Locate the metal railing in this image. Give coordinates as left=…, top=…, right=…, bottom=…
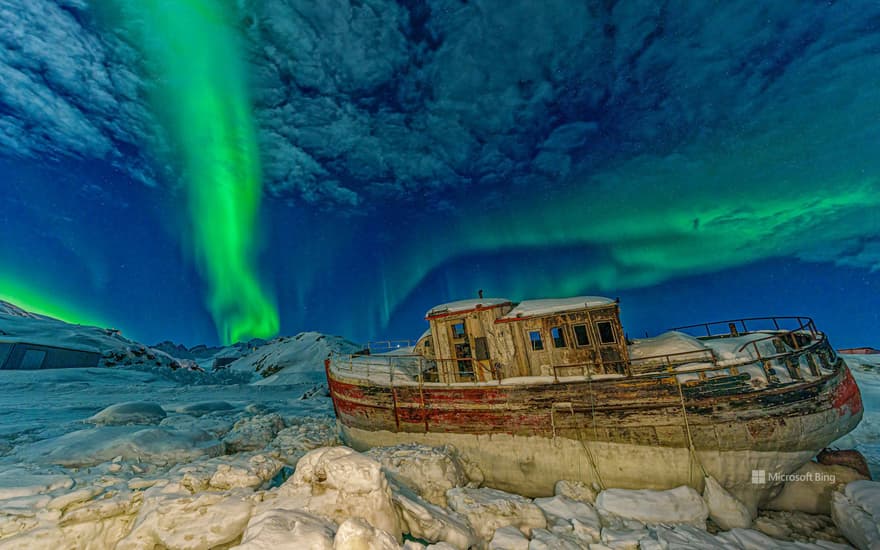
left=330, top=316, right=835, bottom=387
left=669, top=316, right=817, bottom=339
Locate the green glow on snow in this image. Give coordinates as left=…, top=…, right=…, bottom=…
left=105, top=0, right=278, bottom=344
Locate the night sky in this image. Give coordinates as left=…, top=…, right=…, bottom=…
left=1, top=0, right=880, bottom=347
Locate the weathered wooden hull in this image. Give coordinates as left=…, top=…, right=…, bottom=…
left=326, top=360, right=863, bottom=509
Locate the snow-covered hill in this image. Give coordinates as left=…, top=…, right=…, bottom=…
left=227, top=332, right=362, bottom=385
left=0, top=299, right=53, bottom=321
left=0, top=301, right=188, bottom=371
left=0, top=300, right=362, bottom=386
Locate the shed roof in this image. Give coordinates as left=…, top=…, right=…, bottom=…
left=499, top=296, right=615, bottom=321
left=426, top=298, right=511, bottom=319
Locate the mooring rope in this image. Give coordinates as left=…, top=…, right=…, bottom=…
left=676, top=377, right=709, bottom=485
left=579, top=372, right=606, bottom=490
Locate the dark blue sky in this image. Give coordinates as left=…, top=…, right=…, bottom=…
left=1, top=1, right=880, bottom=348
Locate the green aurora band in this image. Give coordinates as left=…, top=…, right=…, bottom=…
left=105, top=1, right=278, bottom=344
left=353, top=55, right=880, bottom=330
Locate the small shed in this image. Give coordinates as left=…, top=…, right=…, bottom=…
left=0, top=341, right=102, bottom=370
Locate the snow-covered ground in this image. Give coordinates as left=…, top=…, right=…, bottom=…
left=0, top=305, right=879, bottom=549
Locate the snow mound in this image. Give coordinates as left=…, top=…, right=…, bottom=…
left=20, top=426, right=224, bottom=467
left=0, top=469, right=73, bottom=500
left=387, top=477, right=477, bottom=549
left=831, top=480, right=880, bottom=550
left=553, top=479, right=597, bottom=503
left=334, top=517, right=400, bottom=550
left=488, top=525, right=529, bottom=549
left=269, top=417, right=341, bottom=463
left=596, top=485, right=709, bottom=528
left=628, top=331, right=708, bottom=359
left=233, top=508, right=335, bottom=550
left=366, top=444, right=476, bottom=507
left=446, top=487, right=546, bottom=542
left=174, top=453, right=284, bottom=492
left=118, top=485, right=253, bottom=550
left=766, top=461, right=869, bottom=515
left=86, top=401, right=167, bottom=426
left=278, top=446, right=401, bottom=540
left=223, top=414, right=286, bottom=453
left=703, top=475, right=752, bottom=530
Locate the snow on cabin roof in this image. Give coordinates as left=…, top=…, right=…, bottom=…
left=426, top=298, right=511, bottom=318
left=500, top=296, right=615, bottom=321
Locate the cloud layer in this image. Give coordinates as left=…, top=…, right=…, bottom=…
left=2, top=0, right=880, bottom=341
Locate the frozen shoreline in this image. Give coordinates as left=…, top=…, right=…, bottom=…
left=0, top=359, right=875, bottom=549
left=0, top=305, right=878, bottom=548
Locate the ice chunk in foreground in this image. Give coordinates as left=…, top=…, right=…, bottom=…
left=334, top=517, right=400, bottom=550
left=488, top=525, right=529, bottom=549
left=118, top=485, right=253, bottom=550
left=223, top=413, right=286, bottom=453
left=0, top=469, right=73, bottom=500
left=766, top=461, right=868, bottom=515
left=595, top=485, right=708, bottom=528
left=703, top=476, right=752, bottom=530
left=86, top=402, right=167, bottom=426
left=553, top=479, right=597, bottom=503
left=232, top=508, right=335, bottom=550
left=387, top=477, right=477, bottom=549
left=366, top=444, right=475, bottom=507
left=831, top=480, right=880, bottom=550
left=278, top=446, right=401, bottom=540
left=446, top=487, right=546, bottom=542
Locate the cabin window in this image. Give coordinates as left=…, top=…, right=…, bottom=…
left=474, top=337, right=490, bottom=360
left=573, top=324, right=590, bottom=347
left=451, top=322, right=466, bottom=339
left=596, top=321, right=616, bottom=344
left=528, top=330, right=544, bottom=351
left=550, top=326, right=566, bottom=348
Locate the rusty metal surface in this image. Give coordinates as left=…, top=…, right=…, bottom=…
left=326, top=316, right=864, bottom=457
left=327, top=358, right=863, bottom=453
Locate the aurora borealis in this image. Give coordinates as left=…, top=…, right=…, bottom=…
left=100, top=0, right=278, bottom=345
left=1, top=1, right=880, bottom=346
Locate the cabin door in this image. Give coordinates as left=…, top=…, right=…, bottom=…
left=449, top=320, right=475, bottom=381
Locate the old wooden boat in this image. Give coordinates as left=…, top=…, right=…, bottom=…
left=325, top=296, right=863, bottom=509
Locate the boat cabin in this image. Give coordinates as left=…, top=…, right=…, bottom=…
left=419, top=296, right=628, bottom=383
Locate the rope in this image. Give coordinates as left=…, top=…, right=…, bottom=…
left=676, top=377, right=709, bottom=485
left=576, top=372, right=606, bottom=490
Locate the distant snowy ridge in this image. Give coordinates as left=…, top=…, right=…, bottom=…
left=0, top=300, right=361, bottom=386
left=227, top=332, right=362, bottom=385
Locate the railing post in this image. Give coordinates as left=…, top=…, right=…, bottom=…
left=773, top=318, right=780, bottom=330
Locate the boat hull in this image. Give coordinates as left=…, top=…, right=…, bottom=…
left=328, top=361, right=863, bottom=510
